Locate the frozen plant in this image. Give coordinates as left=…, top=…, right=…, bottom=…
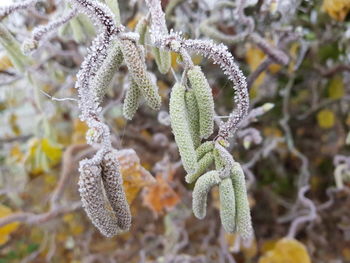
left=0, top=0, right=256, bottom=240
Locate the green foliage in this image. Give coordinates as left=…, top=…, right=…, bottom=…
left=0, top=23, right=31, bottom=72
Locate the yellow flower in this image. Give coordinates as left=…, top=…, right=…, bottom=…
left=322, top=0, right=350, bottom=21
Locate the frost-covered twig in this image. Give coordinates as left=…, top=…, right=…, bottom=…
left=287, top=186, right=317, bottom=238
left=22, top=8, right=78, bottom=54
left=146, top=0, right=249, bottom=142
left=0, top=202, right=82, bottom=228
left=0, top=0, right=39, bottom=19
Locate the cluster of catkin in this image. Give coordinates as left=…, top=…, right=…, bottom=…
left=169, top=67, right=253, bottom=240
left=0, top=0, right=253, bottom=239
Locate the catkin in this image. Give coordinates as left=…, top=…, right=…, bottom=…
left=123, top=79, right=141, bottom=120
left=192, top=170, right=221, bottom=219
left=231, top=162, right=253, bottom=240
left=185, top=89, right=201, bottom=148
left=187, top=66, right=214, bottom=139
left=219, top=177, right=236, bottom=232
left=196, top=141, right=214, bottom=160
left=213, top=148, right=225, bottom=170
left=169, top=83, right=198, bottom=174
left=101, top=150, right=131, bottom=231
left=78, top=159, right=124, bottom=237
left=135, top=17, right=148, bottom=45
left=152, top=46, right=171, bottom=74
left=91, top=40, right=123, bottom=103
left=120, top=39, right=161, bottom=110
left=185, top=151, right=214, bottom=184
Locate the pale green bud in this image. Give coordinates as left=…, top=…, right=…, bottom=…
left=262, top=102, right=274, bottom=112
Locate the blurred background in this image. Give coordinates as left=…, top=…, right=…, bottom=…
left=0, top=0, right=349, bottom=262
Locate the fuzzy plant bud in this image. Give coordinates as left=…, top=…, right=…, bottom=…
left=185, top=151, right=214, bottom=184
left=231, top=162, right=253, bottom=240
left=196, top=141, right=214, bottom=160
left=185, top=89, right=201, bottom=148
left=219, top=177, right=236, bottom=233
left=101, top=150, right=131, bottom=231
left=123, top=78, right=141, bottom=120
left=91, top=40, right=124, bottom=104
left=263, top=102, right=274, bottom=112
left=120, top=38, right=161, bottom=110
left=187, top=66, right=214, bottom=139
left=169, top=83, right=198, bottom=174
left=192, top=170, right=221, bottom=219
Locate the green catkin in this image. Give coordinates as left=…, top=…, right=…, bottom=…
left=196, top=141, right=214, bottom=160
left=120, top=39, right=161, bottom=110
left=187, top=66, right=214, bottom=139
left=219, top=177, right=236, bottom=232
left=185, top=151, right=214, bottom=184
left=169, top=83, right=198, bottom=174
left=152, top=46, right=171, bottom=74
left=123, top=79, right=141, bottom=120
left=135, top=17, right=148, bottom=45
left=231, top=162, right=253, bottom=240
left=91, top=40, right=123, bottom=103
left=192, top=170, right=221, bottom=219
left=185, top=89, right=201, bottom=148
left=213, top=148, right=225, bottom=170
